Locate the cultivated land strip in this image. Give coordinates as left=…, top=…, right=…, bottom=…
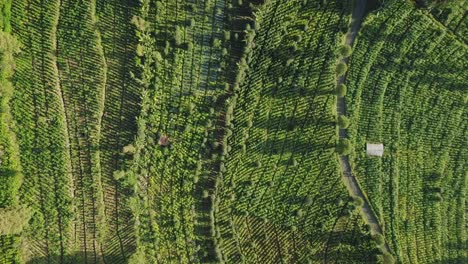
left=96, top=1, right=139, bottom=263
left=56, top=0, right=107, bottom=261
left=10, top=0, right=74, bottom=262
left=335, top=0, right=393, bottom=255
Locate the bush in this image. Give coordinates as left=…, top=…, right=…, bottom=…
left=336, top=84, right=347, bottom=97
left=336, top=139, right=353, bottom=155
left=335, top=62, right=348, bottom=76
left=371, top=233, right=385, bottom=246
left=337, top=115, right=350, bottom=128
left=339, top=44, right=352, bottom=57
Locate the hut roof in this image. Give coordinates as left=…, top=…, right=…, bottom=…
left=366, top=143, right=384, bottom=156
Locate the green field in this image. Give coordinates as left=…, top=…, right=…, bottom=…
left=0, top=0, right=465, bottom=263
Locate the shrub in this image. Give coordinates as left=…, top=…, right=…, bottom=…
left=335, top=62, right=348, bottom=76
left=339, top=44, right=352, bottom=57
left=336, top=84, right=347, bottom=97
left=337, top=115, right=350, bottom=128
left=336, top=139, right=353, bottom=155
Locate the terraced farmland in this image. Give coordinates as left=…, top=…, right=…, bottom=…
left=0, top=0, right=465, bottom=263
left=346, top=0, right=467, bottom=263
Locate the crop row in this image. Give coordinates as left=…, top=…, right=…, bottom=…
left=0, top=1, right=23, bottom=262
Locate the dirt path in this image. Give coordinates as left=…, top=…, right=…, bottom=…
left=336, top=0, right=393, bottom=254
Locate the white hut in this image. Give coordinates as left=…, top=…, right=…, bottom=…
left=366, top=143, right=384, bottom=157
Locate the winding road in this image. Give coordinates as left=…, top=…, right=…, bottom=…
left=336, top=0, right=393, bottom=254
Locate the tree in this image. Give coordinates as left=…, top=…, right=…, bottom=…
left=174, top=26, right=183, bottom=46
left=336, top=84, right=347, bottom=97
left=337, top=115, right=350, bottom=128
left=371, top=233, right=385, bottom=246
left=382, top=253, right=395, bottom=264
left=336, top=139, right=353, bottom=155
left=336, top=62, right=348, bottom=76
left=353, top=196, right=364, bottom=207
left=128, top=250, right=147, bottom=264
left=113, top=170, right=126, bottom=181
left=0, top=206, right=32, bottom=235
left=123, top=144, right=136, bottom=154
left=339, top=44, right=352, bottom=57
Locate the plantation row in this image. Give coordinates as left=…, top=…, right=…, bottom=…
left=0, top=0, right=23, bottom=262
left=10, top=0, right=140, bottom=262
left=346, top=0, right=467, bottom=263
left=11, top=0, right=75, bottom=261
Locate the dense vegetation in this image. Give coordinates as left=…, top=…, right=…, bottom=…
left=0, top=0, right=465, bottom=263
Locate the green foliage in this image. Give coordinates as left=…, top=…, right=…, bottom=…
left=353, top=196, right=364, bottom=207
left=336, top=139, right=353, bottom=155
left=371, top=233, right=385, bottom=246
left=337, top=115, right=350, bottom=128
left=335, top=62, right=348, bottom=76
left=339, top=44, right=352, bottom=57
left=336, top=84, right=347, bottom=97
left=382, top=253, right=395, bottom=264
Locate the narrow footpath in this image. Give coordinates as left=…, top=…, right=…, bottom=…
left=336, top=0, right=393, bottom=254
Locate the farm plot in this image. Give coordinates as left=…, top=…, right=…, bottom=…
left=127, top=0, right=236, bottom=262
left=346, top=0, right=467, bottom=263
left=55, top=0, right=109, bottom=262
left=95, top=1, right=140, bottom=263
left=214, top=0, right=377, bottom=263
left=10, top=0, right=74, bottom=262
